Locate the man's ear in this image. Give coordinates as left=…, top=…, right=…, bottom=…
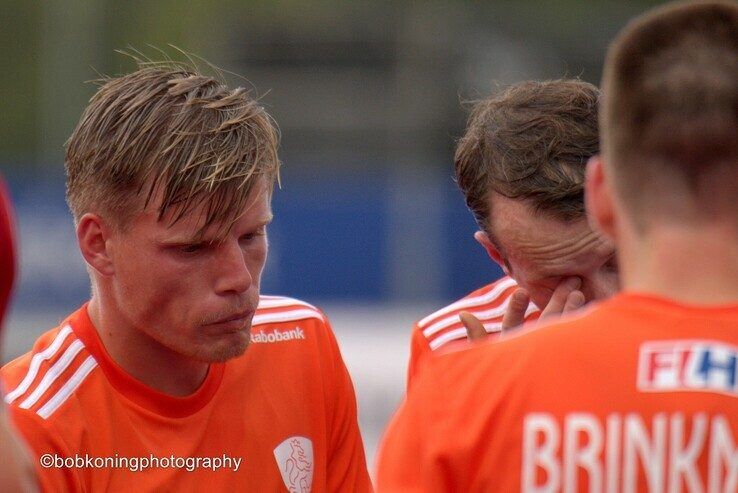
left=77, top=213, right=115, bottom=276
left=474, top=230, right=510, bottom=275
left=585, top=155, right=616, bottom=242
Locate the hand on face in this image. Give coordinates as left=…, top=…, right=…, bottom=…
left=461, top=277, right=585, bottom=342
left=537, top=276, right=586, bottom=321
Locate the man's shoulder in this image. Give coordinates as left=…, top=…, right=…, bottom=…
left=427, top=298, right=624, bottom=387
left=250, top=295, right=332, bottom=344
left=3, top=323, right=79, bottom=391
left=254, top=295, right=328, bottom=326
left=412, top=276, right=538, bottom=353
left=2, top=321, right=99, bottom=422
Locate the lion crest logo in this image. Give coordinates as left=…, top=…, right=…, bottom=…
left=274, top=436, right=314, bottom=492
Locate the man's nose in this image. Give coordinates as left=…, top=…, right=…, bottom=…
left=214, top=239, right=252, bottom=295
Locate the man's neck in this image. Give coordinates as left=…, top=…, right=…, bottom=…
left=621, top=222, right=738, bottom=304
left=86, top=297, right=209, bottom=397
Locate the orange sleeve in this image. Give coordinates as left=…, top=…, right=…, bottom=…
left=9, top=407, right=82, bottom=492
left=321, top=317, right=374, bottom=492
left=406, top=323, right=431, bottom=392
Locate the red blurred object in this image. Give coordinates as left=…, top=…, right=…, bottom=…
left=0, top=175, right=16, bottom=329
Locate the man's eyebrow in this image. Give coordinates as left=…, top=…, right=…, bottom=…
left=241, top=216, right=273, bottom=231
left=160, top=214, right=274, bottom=245
left=158, top=236, right=206, bottom=246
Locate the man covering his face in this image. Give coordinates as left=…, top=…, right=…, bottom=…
left=408, top=80, right=618, bottom=387
left=378, top=2, right=738, bottom=491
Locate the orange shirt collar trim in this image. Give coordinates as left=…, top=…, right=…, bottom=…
left=614, top=292, right=738, bottom=314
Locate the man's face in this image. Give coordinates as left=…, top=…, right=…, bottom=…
left=106, top=180, right=272, bottom=363
left=483, top=193, right=619, bottom=311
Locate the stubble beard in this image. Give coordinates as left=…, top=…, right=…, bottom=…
left=191, top=322, right=253, bottom=363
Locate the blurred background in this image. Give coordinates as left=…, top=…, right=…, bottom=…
left=1, top=0, right=665, bottom=472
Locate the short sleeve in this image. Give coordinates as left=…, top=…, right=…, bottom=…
left=320, top=316, right=374, bottom=492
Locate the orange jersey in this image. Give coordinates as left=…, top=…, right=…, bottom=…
left=2, top=296, right=372, bottom=492
left=407, top=276, right=540, bottom=388
left=378, top=293, right=738, bottom=492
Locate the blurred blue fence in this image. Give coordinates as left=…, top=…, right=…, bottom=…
left=5, top=164, right=504, bottom=311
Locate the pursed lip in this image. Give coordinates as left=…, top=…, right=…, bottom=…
left=208, top=308, right=255, bottom=326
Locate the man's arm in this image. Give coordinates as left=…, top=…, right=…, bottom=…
left=0, top=404, right=37, bottom=492
left=5, top=405, right=81, bottom=492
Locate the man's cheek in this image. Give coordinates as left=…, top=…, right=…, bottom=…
left=141, top=274, right=192, bottom=310
left=249, top=248, right=269, bottom=284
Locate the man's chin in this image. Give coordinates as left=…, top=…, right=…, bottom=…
left=194, top=331, right=251, bottom=363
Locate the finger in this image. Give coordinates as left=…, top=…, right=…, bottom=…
left=501, top=288, right=530, bottom=331
left=563, top=290, right=585, bottom=313
left=540, top=277, right=581, bottom=319
left=459, top=311, right=487, bottom=341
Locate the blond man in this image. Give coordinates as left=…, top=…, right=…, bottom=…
left=378, top=2, right=738, bottom=491
left=2, top=62, right=372, bottom=492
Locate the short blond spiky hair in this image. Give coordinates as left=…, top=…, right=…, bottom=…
left=65, top=59, right=280, bottom=239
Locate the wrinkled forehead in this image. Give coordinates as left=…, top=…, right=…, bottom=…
left=490, top=194, right=612, bottom=269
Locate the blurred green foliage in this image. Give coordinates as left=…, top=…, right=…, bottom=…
left=0, top=0, right=667, bottom=165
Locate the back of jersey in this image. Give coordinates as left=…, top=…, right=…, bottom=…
left=502, top=294, right=738, bottom=492
left=377, top=293, right=738, bottom=492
